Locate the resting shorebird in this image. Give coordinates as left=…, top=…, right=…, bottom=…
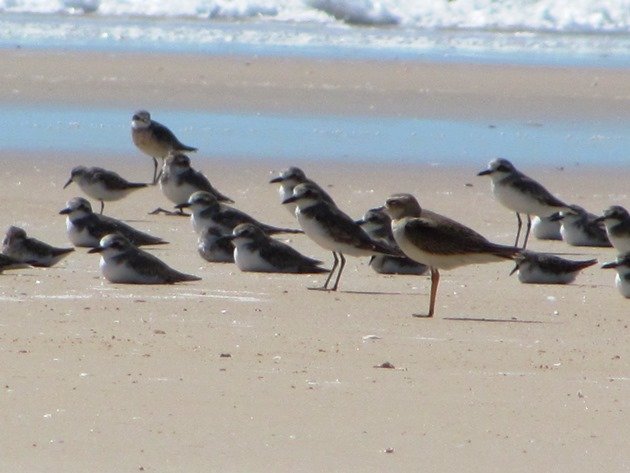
left=59, top=197, right=167, bottom=248
left=532, top=214, right=562, bottom=241
left=601, top=254, right=630, bottom=298
left=478, top=158, right=569, bottom=249
left=269, top=166, right=335, bottom=215
left=509, top=252, right=597, bottom=284
left=155, top=152, right=233, bottom=215
left=89, top=234, right=200, bottom=284
left=178, top=191, right=302, bottom=236
left=63, top=166, right=148, bottom=214
left=131, top=110, right=197, bottom=184
left=596, top=205, right=630, bottom=254
left=553, top=205, right=611, bottom=247
left=197, top=227, right=234, bottom=263
left=384, top=193, right=520, bottom=317
left=2, top=226, right=74, bottom=267
left=283, top=183, right=396, bottom=291
left=0, top=253, right=30, bottom=273
left=225, top=223, right=328, bottom=274
left=356, top=207, right=428, bottom=275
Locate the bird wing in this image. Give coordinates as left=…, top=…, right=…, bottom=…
left=92, top=169, right=146, bottom=190
left=256, top=238, right=323, bottom=270
left=180, top=169, right=233, bottom=203
left=114, top=249, right=196, bottom=283
left=152, top=121, right=197, bottom=152
left=403, top=216, right=516, bottom=257
left=509, top=174, right=567, bottom=208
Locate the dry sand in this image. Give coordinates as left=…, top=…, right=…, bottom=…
left=1, top=50, right=629, bottom=472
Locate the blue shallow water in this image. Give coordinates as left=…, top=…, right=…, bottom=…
left=3, top=106, right=628, bottom=166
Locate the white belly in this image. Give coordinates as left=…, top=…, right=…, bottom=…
left=615, top=274, right=630, bottom=298
left=100, top=258, right=148, bottom=284
left=297, top=211, right=373, bottom=257
left=608, top=232, right=630, bottom=254
left=162, top=179, right=197, bottom=206
left=279, top=185, right=297, bottom=215
left=492, top=181, right=557, bottom=216
left=78, top=181, right=128, bottom=202
left=66, top=220, right=99, bottom=247
left=233, top=246, right=276, bottom=272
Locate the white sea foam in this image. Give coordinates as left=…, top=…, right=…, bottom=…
left=1, top=0, right=629, bottom=33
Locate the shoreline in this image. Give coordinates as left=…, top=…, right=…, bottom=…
left=2, top=49, right=630, bottom=121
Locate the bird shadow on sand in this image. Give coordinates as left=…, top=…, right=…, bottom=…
left=333, top=289, right=418, bottom=296
left=443, top=316, right=549, bottom=324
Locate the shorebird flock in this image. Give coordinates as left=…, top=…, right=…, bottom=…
left=2, top=111, right=628, bottom=316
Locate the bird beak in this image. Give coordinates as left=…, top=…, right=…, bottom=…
left=176, top=203, right=191, bottom=210
left=269, top=176, right=283, bottom=184
left=355, top=218, right=366, bottom=225
left=601, top=261, right=619, bottom=269
left=63, top=177, right=73, bottom=189
left=593, top=216, right=606, bottom=224
left=282, top=196, right=297, bottom=205
left=509, top=264, right=520, bottom=276
left=87, top=247, right=103, bottom=254
left=477, top=169, right=492, bottom=176
left=59, top=208, right=71, bottom=215
left=549, top=213, right=563, bottom=222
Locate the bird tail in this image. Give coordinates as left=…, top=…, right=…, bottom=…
left=572, top=259, right=598, bottom=271
left=263, top=225, right=304, bottom=235
left=489, top=243, right=522, bottom=260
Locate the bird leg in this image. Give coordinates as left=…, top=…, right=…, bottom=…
left=310, top=252, right=338, bottom=291
left=514, top=212, right=522, bottom=247
left=414, top=267, right=438, bottom=318
left=329, top=253, right=346, bottom=291
left=99, top=200, right=105, bottom=215
left=522, top=214, right=532, bottom=249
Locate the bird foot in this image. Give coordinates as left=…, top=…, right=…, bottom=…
left=412, top=313, right=433, bottom=318
left=148, top=208, right=190, bottom=217
left=307, top=286, right=335, bottom=292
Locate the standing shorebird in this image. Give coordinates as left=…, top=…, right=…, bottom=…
left=283, top=183, right=396, bottom=291
left=131, top=110, right=197, bottom=184
left=596, top=205, right=630, bottom=254
left=553, top=205, right=611, bottom=247
left=225, top=223, right=329, bottom=274
left=384, top=193, right=520, bottom=317
left=269, top=166, right=335, bottom=215
left=509, top=252, right=597, bottom=284
left=179, top=191, right=302, bottom=236
left=88, top=234, right=200, bottom=285
left=601, top=254, right=630, bottom=298
left=356, top=207, right=428, bottom=275
left=478, top=158, right=569, bottom=249
left=2, top=226, right=74, bottom=267
left=155, top=152, right=233, bottom=215
left=63, top=166, right=148, bottom=214
left=59, top=197, right=168, bottom=248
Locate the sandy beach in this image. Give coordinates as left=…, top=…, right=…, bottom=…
left=1, top=50, right=629, bottom=472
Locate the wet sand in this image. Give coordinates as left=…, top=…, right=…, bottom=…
left=1, top=50, right=629, bottom=472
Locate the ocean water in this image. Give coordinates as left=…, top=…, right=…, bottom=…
left=1, top=0, right=630, bottom=66
left=4, top=105, right=629, bottom=166
left=1, top=1, right=629, bottom=166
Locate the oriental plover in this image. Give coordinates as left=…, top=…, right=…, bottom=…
left=88, top=234, right=200, bottom=284
left=596, top=205, right=630, bottom=254
left=2, top=226, right=74, bottom=267
left=178, top=191, right=302, bottom=236
left=131, top=110, right=197, bottom=184
left=384, top=193, right=520, bottom=317
left=225, top=223, right=328, bottom=274
left=59, top=197, right=167, bottom=248
left=197, top=227, right=234, bottom=263
left=63, top=166, right=148, bottom=214
left=269, top=166, right=335, bottom=215
left=478, top=158, right=569, bottom=249
left=283, top=183, right=396, bottom=291
left=553, top=205, right=611, bottom=247
left=601, top=254, right=630, bottom=298
left=154, top=152, right=233, bottom=215
left=509, top=252, right=597, bottom=284
left=356, top=207, right=428, bottom=275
